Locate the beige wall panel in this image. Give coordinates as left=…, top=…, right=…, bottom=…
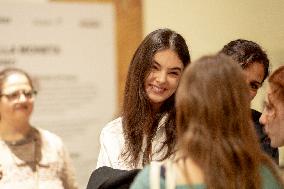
left=144, top=0, right=284, bottom=111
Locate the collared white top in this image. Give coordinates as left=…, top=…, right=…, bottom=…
left=96, top=116, right=169, bottom=170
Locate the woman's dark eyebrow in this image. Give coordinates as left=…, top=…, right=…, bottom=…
left=152, top=60, right=182, bottom=72
left=169, top=67, right=182, bottom=72
left=152, top=60, right=161, bottom=67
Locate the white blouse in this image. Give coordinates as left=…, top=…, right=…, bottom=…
left=0, top=127, right=78, bottom=189
left=96, top=116, right=169, bottom=170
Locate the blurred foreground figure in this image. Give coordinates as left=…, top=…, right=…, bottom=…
left=131, top=54, right=284, bottom=189
left=0, top=68, right=78, bottom=189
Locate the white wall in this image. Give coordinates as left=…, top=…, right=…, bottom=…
left=143, top=0, right=284, bottom=111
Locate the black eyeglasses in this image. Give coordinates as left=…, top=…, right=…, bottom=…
left=0, top=90, right=37, bottom=101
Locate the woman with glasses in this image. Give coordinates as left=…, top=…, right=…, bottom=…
left=0, top=68, right=78, bottom=189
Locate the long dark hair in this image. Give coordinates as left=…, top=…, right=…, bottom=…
left=175, top=54, right=283, bottom=188
left=122, top=28, right=190, bottom=167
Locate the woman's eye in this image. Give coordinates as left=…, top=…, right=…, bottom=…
left=264, top=104, right=275, bottom=116
left=151, top=65, right=159, bottom=70
left=265, top=105, right=271, bottom=110
left=169, top=71, right=179, bottom=76
left=24, top=92, right=32, bottom=98
left=9, top=92, right=19, bottom=99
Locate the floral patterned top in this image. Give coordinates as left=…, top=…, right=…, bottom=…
left=0, top=127, right=78, bottom=189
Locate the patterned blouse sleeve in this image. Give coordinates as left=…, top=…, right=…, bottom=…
left=61, top=145, right=79, bottom=189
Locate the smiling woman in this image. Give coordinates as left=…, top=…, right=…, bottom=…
left=144, top=49, right=184, bottom=111
left=95, top=28, right=190, bottom=170
left=0, top=68, right=78, bottom=189
left=0, top=72, right=35, bottom=125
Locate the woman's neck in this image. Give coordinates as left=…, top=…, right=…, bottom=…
left=151, top=102, right=163, bottom=113
left=0, top=120, right=31, bottom=142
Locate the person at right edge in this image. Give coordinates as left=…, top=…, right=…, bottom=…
left=220, top=39, right=279, bottom=164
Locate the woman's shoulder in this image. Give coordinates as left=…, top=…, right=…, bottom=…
left=131, top=163, right=204, bottom=189
left=100, top=117, right=125, bottom=147
left=130, top=165, right=151, bottom=189
left=260, top=165, right=283, bottom=188
left=36, top=127, right=63, bottom=146
left=101, top=117, right=123, bottom=134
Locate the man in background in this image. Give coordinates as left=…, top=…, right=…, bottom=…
left=220, top=39, right=279, bottom=163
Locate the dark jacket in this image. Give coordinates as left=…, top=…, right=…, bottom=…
left=252, top=109, right=279, bottom=164
left=86, top=166, right=140, bottom=189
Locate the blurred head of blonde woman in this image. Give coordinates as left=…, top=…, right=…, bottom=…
left=260, top=66, right=284, bottom=148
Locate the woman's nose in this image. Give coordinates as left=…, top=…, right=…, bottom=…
left=18, top=93, right=28, bottom=102
left=259, top=113, right=267, bottom=126
left=156, top=71, right=167, bottom=83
